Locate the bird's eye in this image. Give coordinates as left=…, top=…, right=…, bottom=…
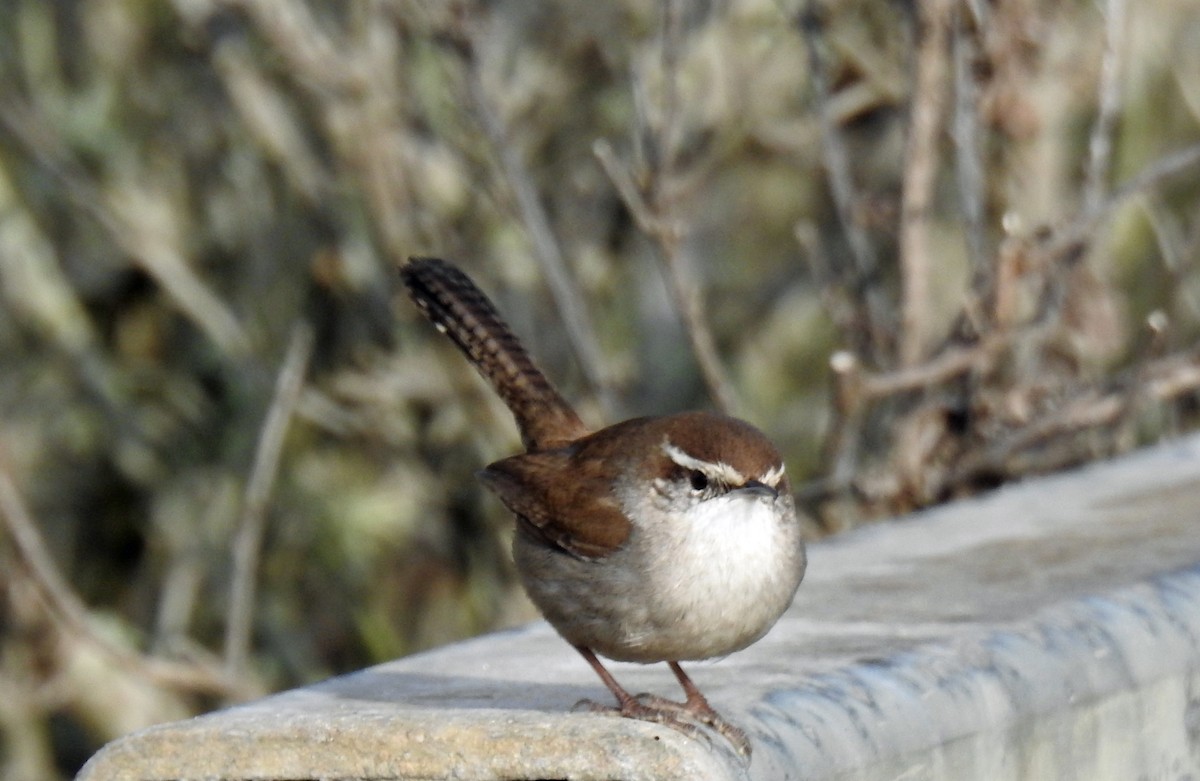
left=689, top=470, right=709, bottom=491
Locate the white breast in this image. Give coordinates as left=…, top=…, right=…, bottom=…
left=620, top=491, right=805, bottom=661
left=670, top=494, right=789, bottom=597
left=515, top=483, right=805, bottom=664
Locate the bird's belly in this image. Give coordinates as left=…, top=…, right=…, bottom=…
left=514, top=499, right=805, bottom=663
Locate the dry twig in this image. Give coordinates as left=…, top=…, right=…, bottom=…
left=634, top=0, right=740, bottom=415
left=1048, top=143, right=1200, bottom=260
left=797, top=3, right=890, bottom=365
left=0, top=97, right=250, bottom=357
left=0, top=447, right=241, bottom=697
left=224, top=321, right=314, bottom=680
left=1082, top=0, right=1129, bottom=215
left=583, top=0, right=740, bottom=414
left=898, top=0, right=953, bottom=366
left=949, top=373, right=1165, bottom=488
left=453, top=16, right=616, bottom=416
left=951, top=6, right=989, bottom=279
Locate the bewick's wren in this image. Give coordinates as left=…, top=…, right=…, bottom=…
left=401, top=258, right=806, bottom=756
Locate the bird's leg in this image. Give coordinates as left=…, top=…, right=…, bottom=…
left=572, top=646, right=708, bottom=743
left=629, top=662, right=751, bottom=756
left=573, top=647, right=750, bottom=756
left=667, top=662, right=750, bottom=756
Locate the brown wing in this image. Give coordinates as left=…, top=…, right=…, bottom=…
left=478, top=450, right=630, bottom=560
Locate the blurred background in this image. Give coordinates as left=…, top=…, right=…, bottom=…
left=2, top=0, right=1199, bottom=778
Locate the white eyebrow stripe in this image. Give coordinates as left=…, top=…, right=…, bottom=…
left=760, top=464, right=786, bottom=488
left=662, top=441, right=746, bottom=485
left=662, top=441, right=787, bottom=488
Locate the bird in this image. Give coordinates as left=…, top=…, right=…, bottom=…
left=400, top=257, right=806, bottom=756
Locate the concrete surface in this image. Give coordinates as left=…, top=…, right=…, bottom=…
left=78, top=435, right=1200, bottom=780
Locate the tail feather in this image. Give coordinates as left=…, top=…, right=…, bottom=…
left=400, top=257, right=587, bottom=451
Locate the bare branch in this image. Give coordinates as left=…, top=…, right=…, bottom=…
left=0, top=98, right=250, bottom=356
left=951, top=7, right=989, bottom=279
left=825, top=350, right=867, bottom=488
left=0, top=447, right=242, bottom=696
left=797, top=3, right=889, bottom=365
left=656, top=235, right=740, bottom=416
left=224, top=321, right=314, bottom=680
left=595, top=152, right=740, bottom=415
left=211, top=40, right=329, bottom=205
left=224, top=0, right=365, bottom=92
left=1139, top=194, right=1200, bottom=324
left=861, top=332, right=1007, bottom=399
left=1050, top=143, right=1200, bottom=258
left=899, top=0, right=954, bottom=366
left=0, top=453, right=99, bottom=647
left=950, top=347, right=1200, bottom=486
left=592, top=3, right=741, bottom=416
left=593, top=140, right=657, bottom=233
left=1110, top=143, right=1200, bottom=203
left=457, top=28, right=616, bottom=417
left=1082, top=0, right=1129, bottom=215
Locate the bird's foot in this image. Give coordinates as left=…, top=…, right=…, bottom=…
left=579, top=691, right=752, bottom=757
left=631, top=693, right=751, bottom=757
left=568, top=648, right=751, bottom=758
left=573, top=697, right=713, bottom=746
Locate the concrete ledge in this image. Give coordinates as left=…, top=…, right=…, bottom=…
left=78, top=436, right=1200, bottom=780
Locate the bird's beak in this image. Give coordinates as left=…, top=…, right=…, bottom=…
left=737, top=479, right=779, bottom=499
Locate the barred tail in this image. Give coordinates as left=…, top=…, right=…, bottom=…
left=400, top=257, right=587, bottom=451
